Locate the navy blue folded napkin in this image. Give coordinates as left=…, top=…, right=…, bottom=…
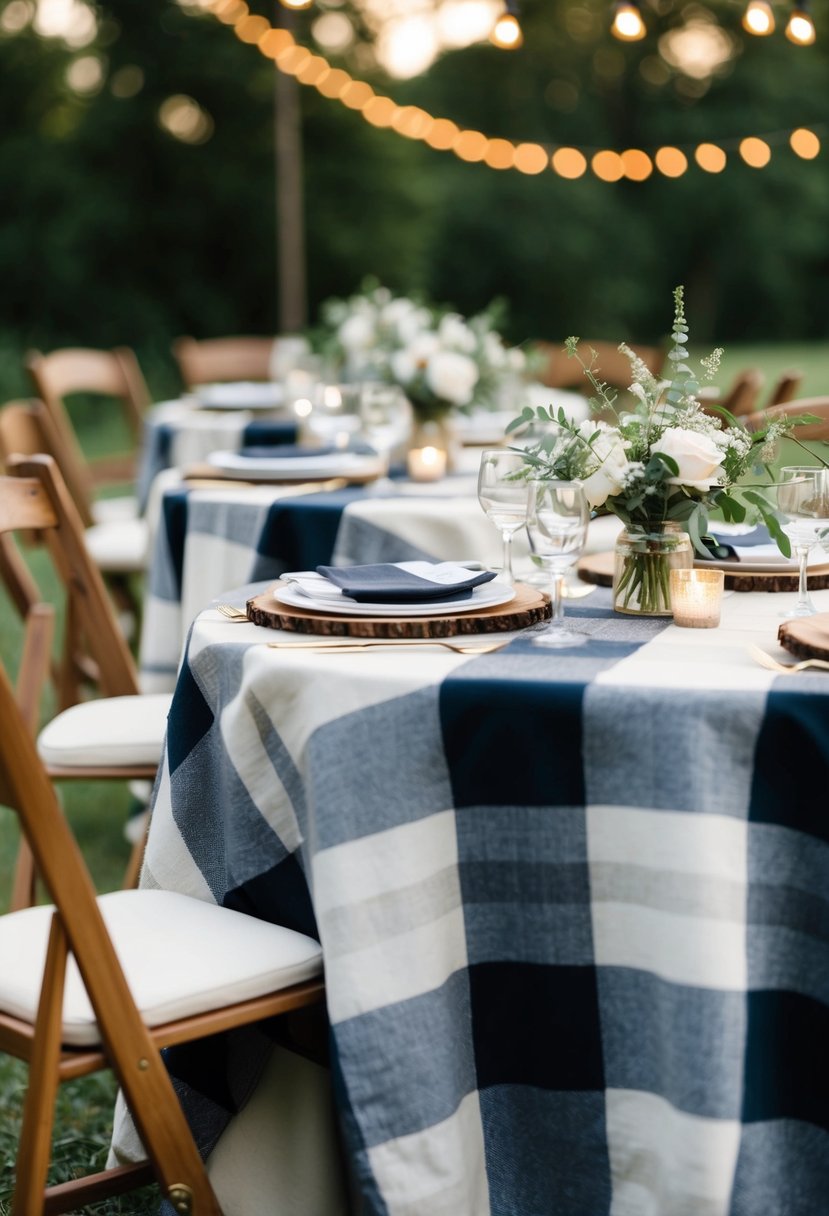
left=699, top=525, right=771, bottom=561
left=238, top=442, right=376, bottom=460
left=315, top=562, right=497, bottom=604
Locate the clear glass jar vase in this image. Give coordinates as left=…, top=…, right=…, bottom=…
left=612, top=522, right=693, bottom=616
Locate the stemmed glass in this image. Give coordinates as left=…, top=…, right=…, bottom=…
left=358, top=384, right=413, bottom=464
left=304, top=383, right=363, bottom=449
left=777, top=466, right=829, bottom=617
left=477, top=449, right=530, bottom=586
left=526, top=479, right=589, bottom=647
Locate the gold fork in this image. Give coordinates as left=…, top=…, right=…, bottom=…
left=267, top=638, right=509, bottom=655
left=747, top=644, right=829, bottom=674
left=216, top=603, right=248, bottom=621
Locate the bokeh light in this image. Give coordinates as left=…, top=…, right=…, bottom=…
left=739, top=137, right=771, bottom=167
left=694, top=142, right=727, bottom=172
left=551, top=147, right=588, bottom=178
left=790, top=128, right=821, bottom=158
left=655, top=146, right=689, bottom=176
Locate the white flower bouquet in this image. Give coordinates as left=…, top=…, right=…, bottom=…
left=320, top=281, right=525, bottom=422
left=509, top=286, right=800, bottom=614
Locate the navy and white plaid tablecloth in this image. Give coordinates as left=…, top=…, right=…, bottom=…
left=137, top=399, right=299, bottom=510
left=138, top=585, right=829, bottom=1215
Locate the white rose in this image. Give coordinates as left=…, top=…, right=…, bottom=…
left=508, top=346, right=526, bottom=372
left=579, top=421, right=630, bottom=508
left=652, top=426, right=725, bottom=490
left=408, top=332, right=440, bottom=363
left=438, top=314, right=477, bottom=353
left=339, top=314, right=375, bottom=352
left=390, top=349, right=417, bottom=384
left=426, top=350, right=479, bottom=406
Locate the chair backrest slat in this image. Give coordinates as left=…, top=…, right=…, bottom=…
left=744, top=395, right=829, bottom=441
left=27, top=346, right=149, bottom=445
left=0, top=457, right=139, bottom=699
left=537, top=338, right=666, bottom=393
left=173, top=335, right=275, bottom=388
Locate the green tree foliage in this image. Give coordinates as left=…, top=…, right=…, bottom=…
left=0, top=0, right=827, bottom=366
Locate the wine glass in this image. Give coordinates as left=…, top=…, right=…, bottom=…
left=358, top=383, right=413, bottom=463
left=777, top=466, right=829, bottom=617
left=477, top=449, right=530, bottom=586
left=303, top=383, right=363, bottom=449
left=526, top=480, right=589, bottom=647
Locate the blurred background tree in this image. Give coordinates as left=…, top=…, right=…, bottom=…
left=0, top=0, right=827, bottom=394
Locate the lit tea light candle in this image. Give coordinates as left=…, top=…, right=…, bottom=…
left=407, top=445, right=447, bottom=482
left=669, top=568, right=725, bottom=628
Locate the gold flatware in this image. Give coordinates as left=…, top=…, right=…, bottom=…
left=266, top=638, right=509, bottom=655
left=747, top=644, right=829, bottom=674
left=216, top=603, right=249, bottom=621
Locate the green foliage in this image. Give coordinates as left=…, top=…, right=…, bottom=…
left=0, top=0, right=828, bottom=358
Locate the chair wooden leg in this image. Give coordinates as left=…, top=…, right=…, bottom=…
left=10, top=836, right=37, bottom=911
left=13, top=915, right=68, bottom=1216
left=122, top=812, right=150, bottom=890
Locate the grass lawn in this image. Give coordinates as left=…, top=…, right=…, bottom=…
left=0, top=341, right=826, bottom=1211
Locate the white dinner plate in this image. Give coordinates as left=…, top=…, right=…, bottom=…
left=205, top=449, right=386, bottom=481
left=453, top=410, right=515, bottom=446
left=695, top=549, right=827, bottom=575
left=272, top=579, right=515, bottom=617
left=195, top=382, right=285, bottom=411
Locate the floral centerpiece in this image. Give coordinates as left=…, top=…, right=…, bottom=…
left=319, top=281, right=526, bottom=423
left=509, top=286, right=795, bottom=615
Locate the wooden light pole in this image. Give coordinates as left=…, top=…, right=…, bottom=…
left=273, top=5, right=307, bottom=332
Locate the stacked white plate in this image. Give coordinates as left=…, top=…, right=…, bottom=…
left=274, top=568, right=515, bottom=617
left=205, top=449, right=386, bottom=481
left=195, top=382, right=285, bottom=411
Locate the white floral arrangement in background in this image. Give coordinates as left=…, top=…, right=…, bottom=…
left=319, top=281, right=526, bottom=421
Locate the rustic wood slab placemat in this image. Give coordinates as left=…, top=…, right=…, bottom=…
left=778, top=611, right=829, bottom=660
left=247, top=582, right=550, bottom=639
left=577, top=552, right=829, bottom=594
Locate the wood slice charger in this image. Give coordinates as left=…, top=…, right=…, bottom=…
left=247, top=581, right=550, bottom=639
left=578, top=552, right=829, bottom=594
left=778, top=611, right=829, bottom=661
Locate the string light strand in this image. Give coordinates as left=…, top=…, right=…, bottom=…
left=211, top=1, right=823, bottom=182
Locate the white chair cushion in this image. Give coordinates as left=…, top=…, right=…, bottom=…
left=91, top=495, right=140, bottom=525
left=37, top=694, right=172, bottom=768
left=0, top=889, right=323, bottom=1047
left=85, top=517, right=148, bottom=572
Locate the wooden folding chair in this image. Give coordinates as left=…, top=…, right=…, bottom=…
left=0, top=649, right=324, bottom=1215
left=172, top=335, right=276, bottom=388
left=766, top=370, right=803, bottom=409
left=27, top=346, right=149, bottom=455
left=536, top=338, right=666, bottom=393
left=0, top=399, right=147, bottom=623
left=0, top=455, right=172, bottom=906
left=743, top=396, right=829, bottom=441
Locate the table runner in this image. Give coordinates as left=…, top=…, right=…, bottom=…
left=136, top=587, right=829, bottom=1214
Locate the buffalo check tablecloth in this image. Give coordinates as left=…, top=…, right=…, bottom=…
left=133, top=581, right=829, bottom=1216
left=137, top=475, right=622, bottom=693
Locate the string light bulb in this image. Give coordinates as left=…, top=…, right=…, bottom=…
left=611, top=1, right=646, bottom=41
left=742, top=0, right=775, bottom=35
left=786, top=3, right=816, bottom=43
left=491, top=2, right=523, bottom=49
left=279, top=0, right=313, bottom=9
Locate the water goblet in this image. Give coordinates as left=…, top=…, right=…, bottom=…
left=358, top=383, right=413, bottom=464
left=303, top=383, right=363, bottom=450
left=777, top=466, right=829, bottom=617
left=526, top=479, right=589, bottom=647
left=477, top=449, right=530, bottom=586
